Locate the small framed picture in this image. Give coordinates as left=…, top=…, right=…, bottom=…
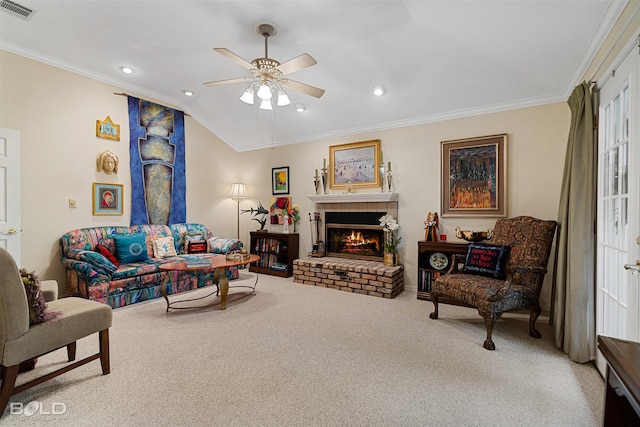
left=93, top=182, right=123, bottom=215
left=272, top=166, right=290, bottom=195
left=96, top=115, right=120, bottom=141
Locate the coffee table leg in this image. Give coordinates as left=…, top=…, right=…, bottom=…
left=219, top=269, right=229, bottom=310
left=161, top=272, right=171, bottom=312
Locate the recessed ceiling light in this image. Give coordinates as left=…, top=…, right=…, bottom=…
left=182, top=90, right=194, bottom=97
left=120, top=66, right=136, bottom=74
left=295, top=104, right=306, bottom=112
left=373, top=85, right=386, bottom=96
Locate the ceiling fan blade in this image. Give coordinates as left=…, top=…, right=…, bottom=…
left=203, top=77, right=254, bottom=87
left=277, top=53, right=317, bottom=76
left=213, top=48, right=254, bottom=70
left=286, top=80, right=325, bottom=98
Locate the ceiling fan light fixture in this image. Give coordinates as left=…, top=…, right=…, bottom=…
left=240, top=87, right=255, bottom=104
left=277, top=90, right=291, bottom=106
left=373, top=85, right=386, bottom=96
left=257, top=84, right=272, bottom=100
left=259, top=98, right=273, bottom=111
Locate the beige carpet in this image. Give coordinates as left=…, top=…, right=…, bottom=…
left=3, top=273, right=603, bottom=426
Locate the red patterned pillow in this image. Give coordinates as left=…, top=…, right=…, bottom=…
left=187, top=240, right=207, bottom=254
left=96, top=244, right=119, bottom=267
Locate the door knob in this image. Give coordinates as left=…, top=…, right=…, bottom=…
left=1, top=227, right=19, bottom=235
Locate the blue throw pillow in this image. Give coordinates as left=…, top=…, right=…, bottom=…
left=462, top=243, right=510, bottom=280
left=113, top=233, right=149, bottom=263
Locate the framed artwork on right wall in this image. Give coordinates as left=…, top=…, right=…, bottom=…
left=441, top=134, right=507, bottom=217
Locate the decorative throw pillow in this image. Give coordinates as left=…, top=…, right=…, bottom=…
left=20, top=269, right=59, bottom=324
left=207, top=237, right=242, bottom=254
left=152, top=236, right=178, bottom=258
left=462, top=243, right=511, bottom=280
left=67, top=249, right=117, bottom=274
left=186, top=240, right=208, bottom=254
left=113, top=233, right=149, bottom=264
left=96, top=244, right=119, bottom=267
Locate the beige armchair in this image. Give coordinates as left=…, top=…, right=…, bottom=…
left=0, top=248, right=112, bottom=416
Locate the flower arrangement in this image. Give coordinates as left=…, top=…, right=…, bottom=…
left=379, top=213, right=402, bottom=253
left=287, top=205, right=300, bottom=225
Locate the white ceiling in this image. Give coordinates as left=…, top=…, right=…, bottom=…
left=0, top=1, right=626, bottom=152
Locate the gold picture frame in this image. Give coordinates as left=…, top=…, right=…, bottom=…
left=93, top=182, right=124, bottom=215
left=441, top=134, right=507, bottom=217
left=96, top=115, right=120, bottom=141
left=329, top=139, right=381, bottom=190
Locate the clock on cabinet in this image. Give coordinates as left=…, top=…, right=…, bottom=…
left=417, top=241, right=468, bottom=301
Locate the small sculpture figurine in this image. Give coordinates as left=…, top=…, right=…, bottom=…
left=96, top=150, right=119, bottom=174
left=241, top=201, right=269, bottom=231
left=424, top=212, right=439, bottom=242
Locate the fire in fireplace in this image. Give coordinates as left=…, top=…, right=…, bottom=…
left=325, top=212, right=385, bottom=261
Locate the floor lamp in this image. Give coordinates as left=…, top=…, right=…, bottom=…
left=230, top=183, right=247, bottom=239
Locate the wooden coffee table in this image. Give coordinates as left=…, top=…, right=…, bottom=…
left=159, top=254, right=260, bottom=311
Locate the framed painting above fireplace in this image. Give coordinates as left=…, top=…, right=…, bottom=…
left=441, top=134, right=507, bottom=217
left=329, top=139, right=381, bottom=190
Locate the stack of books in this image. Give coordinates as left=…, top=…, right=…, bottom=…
left=182, top=255, right=212, bottom=268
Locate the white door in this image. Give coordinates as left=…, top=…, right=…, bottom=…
left=596, top=44, right=640, bottom=374
left=0, top=128, right=21, bottom=265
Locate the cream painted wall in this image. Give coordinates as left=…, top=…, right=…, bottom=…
left=1, top=49, right=570, bottom=309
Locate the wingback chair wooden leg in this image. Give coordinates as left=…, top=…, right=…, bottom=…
left=429, top=294, right=439, bottom=319
left=100, top=329, right=110, bottom=375
left=529, top=304, right=542, bottom=339
left=481, top=312, right=497, bottom=351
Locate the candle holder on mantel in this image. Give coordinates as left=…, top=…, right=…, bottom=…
left=379, top=165, right=386, bottom=192
left=385, top=170, right=393, bottom=192
left=321, top=167, right=329, bottom=194
left=314, top=176, right=321, bottom=195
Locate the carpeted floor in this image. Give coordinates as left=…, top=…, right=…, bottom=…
left=2, top=273, right=604, bottom=426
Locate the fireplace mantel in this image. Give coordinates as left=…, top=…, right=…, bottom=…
left=308, top=192, right=398, bottom=204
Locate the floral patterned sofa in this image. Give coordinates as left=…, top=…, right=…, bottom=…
left=60, top=223, right=242, bottom=308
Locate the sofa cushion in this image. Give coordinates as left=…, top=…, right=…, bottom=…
left=462, top=243, right=511, bottom=280
left=207, top=236, right=242, bottom=254
left=20, top=269, right=59, bottom=324
left=114, top=233, right=149, bottom=264
left=67, top=249, right=118, bottom=274
left=152, top=236, right=178, bottom=258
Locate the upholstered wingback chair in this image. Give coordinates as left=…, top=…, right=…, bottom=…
left=430, top=216, right=557, bottom=350
left=0, top=248, right=112, bottom=416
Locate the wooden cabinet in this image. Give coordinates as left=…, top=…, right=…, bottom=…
left=249, top=232, right=299, bottom=278
left=417, top=241, right=468, bottom=302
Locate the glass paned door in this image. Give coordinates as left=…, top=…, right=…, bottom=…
left=596, top=47, right=639, bottom=374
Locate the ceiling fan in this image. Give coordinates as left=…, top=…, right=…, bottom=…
left=203, top=23, right=325, bottom=109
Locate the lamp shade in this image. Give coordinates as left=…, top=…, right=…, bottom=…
left=259, top=99, right=273, bottom=111
left=257, top=84, right=272, bottom=100
left=239, top=88, right=255, bottom=104
left=230, top=183, right=247, bottom=200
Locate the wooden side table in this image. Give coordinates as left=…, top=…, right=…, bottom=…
left=598, top=335, right=640, bottom=426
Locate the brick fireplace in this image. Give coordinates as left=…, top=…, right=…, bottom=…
left=293, top=192, right=403, bottom=298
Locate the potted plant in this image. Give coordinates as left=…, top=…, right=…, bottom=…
left=379, top=213, right=402, bottom=266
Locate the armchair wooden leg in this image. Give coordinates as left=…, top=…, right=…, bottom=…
left=0, top=364, right=20, bottom=416
left=99, top=329, right=110, bottom=375
left=529, top=304, right=542, bottom=339
left=429, top=294, right=439, bottom=319
left=481, top=313, right=497, bottom=351
left=67, top=342, right=77, bottom=361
